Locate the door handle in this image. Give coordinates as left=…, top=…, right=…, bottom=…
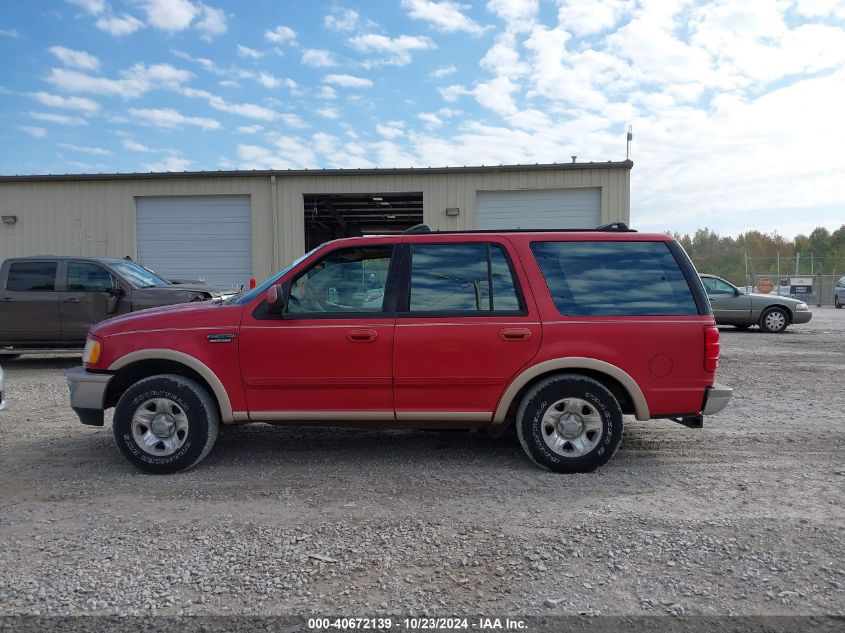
left=347, top=328, right=378, bottom=343
left=500, top=328, right=532, bottom=341
left=64, top=297, right=81, bottom=303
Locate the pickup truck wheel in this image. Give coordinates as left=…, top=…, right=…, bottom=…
left=516, top=374, right=623, bottom=473
left=112, top=374, right=219, bottom=474
left=759, top=307, right=788, bottom=333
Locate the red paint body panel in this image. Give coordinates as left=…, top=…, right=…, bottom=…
left=86, top=231, right=719, bottom=425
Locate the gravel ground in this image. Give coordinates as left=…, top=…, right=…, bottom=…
left=0, top=309, right=843, bottom=618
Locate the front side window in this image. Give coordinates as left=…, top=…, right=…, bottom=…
left=531, top=241, right=698, bottom=316
left=67, top=263, right=116, bottom=292
left=408, top=243, right=522, bottom=313
left=288, top=246, right=392, bottom=314
left=6, top=262, right=58, bottom=291
left=701, top=276, right=736, bottom=295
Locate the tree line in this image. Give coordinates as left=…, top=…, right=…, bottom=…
left=672, top=225, right=845, bottom=285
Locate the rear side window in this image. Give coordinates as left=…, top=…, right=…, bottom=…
left=530, top=241, right=697, bottom=316
left=408, top=243, right=522, bottom=313
left=6, top=262, right=58, bottom=291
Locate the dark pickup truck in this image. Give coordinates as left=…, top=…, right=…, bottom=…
left=0, top=256, right=239, bottom=358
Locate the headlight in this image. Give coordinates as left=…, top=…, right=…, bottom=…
left=795, top=302, right=809, bottom=311
left=82, top=337, right=102, bottom=366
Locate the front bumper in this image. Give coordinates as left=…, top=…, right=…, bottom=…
left=66, top=366, right=113, bottom=426
left=792, top=310, right=812, bottom=324
left=702, top=383, right=733, bottom=415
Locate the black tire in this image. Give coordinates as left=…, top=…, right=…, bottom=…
left=836, top=296, right=842, bottom=309
left=113, top=374, right=219, bottom=474
left=759, top=307, right=789, bottom=333
left=516, top=373, right=623, bottom=473
left=734, top=324, right=752, bottom=330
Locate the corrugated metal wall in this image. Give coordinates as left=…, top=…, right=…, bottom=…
left=0, top=166, right=630, bottom=282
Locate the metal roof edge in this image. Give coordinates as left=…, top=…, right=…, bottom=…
left=0, top=160, right=634, bottom=183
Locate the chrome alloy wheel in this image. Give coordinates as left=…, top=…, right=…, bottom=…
left=540, top=397, right=603, bottom=458
left=131, top=397, right=189, bottom=456
left=764, top=310, right=787, bottom=332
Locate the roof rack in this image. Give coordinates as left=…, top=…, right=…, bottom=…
left=404, top=223, right=432, bottom=234
left=595, top=222, right=632, bottom=231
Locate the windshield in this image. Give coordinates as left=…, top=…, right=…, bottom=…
left=112, top=261, right=170, bottom=288
left=230, top=244, right=326, bottom=305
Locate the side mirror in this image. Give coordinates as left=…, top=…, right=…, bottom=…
left=266, top=282, right=288, bottom=315
left=106, top=287, right=123, bottom=314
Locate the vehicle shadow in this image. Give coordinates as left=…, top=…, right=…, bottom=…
left=0, top=355, right=80, bottom=370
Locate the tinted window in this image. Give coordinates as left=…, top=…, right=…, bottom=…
left=531, top=241, right=697, bottom=316
left=6, top=262, right=58, bottom=291
left=409, top=243, right=522, bottom=313
left=68, top=263, right=115, bottom=292
left=288, top=246, right=392, bottom=313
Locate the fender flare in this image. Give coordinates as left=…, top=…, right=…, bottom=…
left=109, top=349, right=235, bottom=423
left=493, top=357, right=650, bottom=423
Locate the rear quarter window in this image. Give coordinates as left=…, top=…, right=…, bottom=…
left=530, top=241, right=698, bottom=316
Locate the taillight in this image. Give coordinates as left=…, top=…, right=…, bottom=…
left=704, top=326, right=720, bottom=372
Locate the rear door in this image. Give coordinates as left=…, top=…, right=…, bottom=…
left=393, top=237, right=541, bottom=422
left=59, top=261, right=128, bottom=343
left=0, top=260, right=61, bottom=343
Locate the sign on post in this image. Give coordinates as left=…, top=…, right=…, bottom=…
left=756, top=278, right=774, bottom=294
left=790, top=277, right=813, bottom=295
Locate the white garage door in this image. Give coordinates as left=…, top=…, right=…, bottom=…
left=475, top=188, right=601, bottom=230
left=136, top=196, right=252, bottom=287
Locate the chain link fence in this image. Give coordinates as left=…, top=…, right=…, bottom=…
left=744, top=273, right=841, bottom=306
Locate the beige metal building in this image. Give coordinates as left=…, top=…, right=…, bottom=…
left=0, top=161, right=632, bottom=287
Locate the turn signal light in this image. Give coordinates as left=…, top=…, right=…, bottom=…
left=82, top=337, right=102, bottom=367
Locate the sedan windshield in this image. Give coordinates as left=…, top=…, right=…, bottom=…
left=112, top=261, right=170, bottom=288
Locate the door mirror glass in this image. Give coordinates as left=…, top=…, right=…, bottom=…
left=106, top=293, right=120, bottom=314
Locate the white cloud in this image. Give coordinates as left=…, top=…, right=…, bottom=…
left=318, top=86, right=337, bottom=100
left=47, top=63, right=193, bottom=99
left=122, top=139, right=151, bottom=152
left=236, top=124, right=263, bottom=134
left=438, top=83, right=470, bottom=101
left=324, top=8, right=359, bottom=31
left=20, top=126, right=47, bottom=138
left=401, top=0, right=487, bottom=35
left=237, top=44, right=263, bottom=59
left=48, top=46, right=100, bottom=71
left=418, top=112, right=443, bottom=126
left=265, top=24, right=296, bottom=44
left=556, top=0, right=632, bottom=37
left=324, top=74, right=373, bottom=88
left=0, top=28, right=20, bottom=38
left=257, top=72, right=280, bottom=88
left=67, top=0, right=106, bottom=14
left=376, top=121, right=405, bottom=138
left=95, top=14, right=144, bottom=36
left=487, top=0, right=538, bottom=33
left=431, top=65, right=457, bottom=78
left=196, top=4, right=227, bottom=38
left=128, top=107, right=221, bottom=129
left=31, top=91, right=100, bottom=113
left=144, top=0, right=197, bottom=30
left=301, top=49, right=336, bottom=67
left=30, top=111, right=88, bottom=125
left=317, top=107, right=339, bottom=119
left=237, top=136, right=319, bottom=170
left=58, top=142, right=111, bottom=155
left=143, top=156, right=194, bottom=172
left=348, top=34, right=435, bottom=66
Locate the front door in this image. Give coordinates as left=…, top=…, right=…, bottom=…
left=702, top=276, right=752, bottom=321
left=59, top=261, right=127, bottom=343
left=0, top=260, right=61, bottom=344
left=393, top=239, right=541, bottom=422
left=239, top=244, right=398, bottom=420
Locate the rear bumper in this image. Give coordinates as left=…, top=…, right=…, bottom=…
left=66, top=366, right=112, bottom=426
left=702, top=383, right=732, bottom=415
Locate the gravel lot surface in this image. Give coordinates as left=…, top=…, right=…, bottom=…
left=0, top=309, right=843, bottom=618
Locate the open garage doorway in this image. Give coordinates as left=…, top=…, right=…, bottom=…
left=304, top=192, right=423, bottom=250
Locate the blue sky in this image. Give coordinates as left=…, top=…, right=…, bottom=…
left=1, top=0, right=844, bottom=237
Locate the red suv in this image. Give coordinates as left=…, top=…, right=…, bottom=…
left=66, top=224, right=731, bottom=474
